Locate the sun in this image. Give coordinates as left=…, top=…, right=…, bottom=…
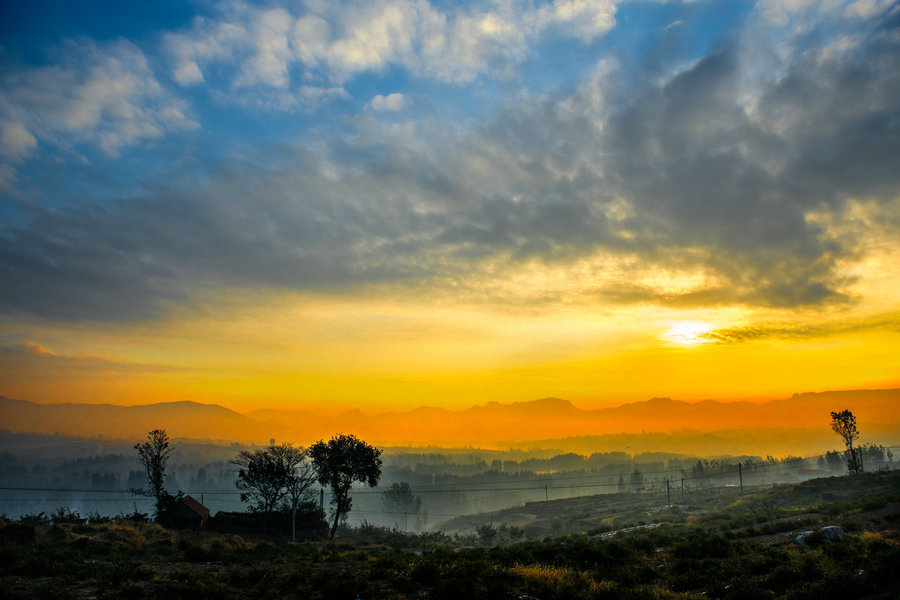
left=662, top=320, right=713, bottom=346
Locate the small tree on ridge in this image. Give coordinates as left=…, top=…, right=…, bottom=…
left=830, top=409, right=862, bottom=474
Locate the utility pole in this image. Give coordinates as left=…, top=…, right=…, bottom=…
left=738, top=463, right=743, bottom=495
left=666, top=479, right=671, bottom=509
left=545, top=484, right=549, bottom=503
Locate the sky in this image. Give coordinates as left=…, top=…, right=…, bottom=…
left=1, top=0, right=898, bottom=415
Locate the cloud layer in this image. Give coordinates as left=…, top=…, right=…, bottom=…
left=1, top=1, right=899, bottom=323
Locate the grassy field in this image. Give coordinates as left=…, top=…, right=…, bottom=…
left=1, top=470, right=898, bottom=599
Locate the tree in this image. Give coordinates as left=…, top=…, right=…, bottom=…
left=309, top=434, right=383, bottom=539
left=233, top=445, right=291, bottom=525
left=629, top=467, right=645, bottom=492
left=233, top=443, right=320, bottom=539
left=282, top=445, right=318, bottom=542
left=382, top=482, right=422, bottom=531
left=132, top=429, right=174, bottom=519
left=830, top=409, right=862, bottom=473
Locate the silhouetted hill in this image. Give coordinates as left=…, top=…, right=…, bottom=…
left=0, top=396, right=278, bottom=443
left=1, top=389, right=898, bottom=448
left=249, top=389, right=900, bottom=445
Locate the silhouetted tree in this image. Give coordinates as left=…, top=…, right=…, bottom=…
left=132, top=429, right=175, bottom=518
left=310, top=434, right=383, bottom=539
left=282, top=444, right=317, bottom=542
left=830, top=409, right=862, bottom=473
left=233, top=445, right=290, bottom=524
left=382, top=482, right=422, bottom=530
left=233, top=443, right=319, bottom=537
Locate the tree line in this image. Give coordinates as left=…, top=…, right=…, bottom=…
left=127, top=409, right=885, bottom=539
left=133, top=430, right=382, bottom=540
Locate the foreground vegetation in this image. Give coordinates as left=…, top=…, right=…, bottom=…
left=1, top=470, right=898, bottom=599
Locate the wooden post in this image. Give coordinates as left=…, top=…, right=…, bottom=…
left=666, top=479, right=671, bottom=509
left=738, top=463, right=743, bottom=495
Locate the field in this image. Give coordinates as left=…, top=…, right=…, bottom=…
left=1, top=470, right=898, bottom=599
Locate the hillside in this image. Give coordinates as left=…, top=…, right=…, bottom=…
left=0, top=470, right=897, bottom=599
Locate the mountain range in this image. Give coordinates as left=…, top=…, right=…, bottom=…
left=1, top=389, right=898, bottom=452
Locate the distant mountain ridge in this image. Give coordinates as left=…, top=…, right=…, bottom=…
left=0, top=396, right=272, bottom=443
left=1, top=389, right=898, bottom=447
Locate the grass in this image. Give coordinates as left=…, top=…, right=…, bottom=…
left=1, top=470, right=898, bottom=599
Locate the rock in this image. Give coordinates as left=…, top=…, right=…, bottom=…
left=795, top=525, right=844, bottom=547
left=794, top=531, right=815, bottom=547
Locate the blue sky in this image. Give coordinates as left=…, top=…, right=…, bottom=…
left=1, top=0, right=757, bottom=216
left=1, top=1, right=899, bottom=410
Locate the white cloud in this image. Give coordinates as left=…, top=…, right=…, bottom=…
left=236, top=8, right=294, bottom=89
left=0, top=120, right=37, bottom=160
left=0, top=39, right=197, bottom=157
left=166, top=18, right=246, bottom=86
left=755, top=0, right=888, bottom=29
left=174, top=60, right=204, bottom=85
left=164, top=0, right=620, bottom=95
left=845, top=0, right=895, bottom=19
left=371, top=92, right=410, bottom=111
left=538, top=0, right=617, bottom=42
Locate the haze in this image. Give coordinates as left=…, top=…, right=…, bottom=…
left=1, top=1, right=899, bottom=424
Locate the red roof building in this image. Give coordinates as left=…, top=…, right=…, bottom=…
left=177, top=495, right=211, bottom=524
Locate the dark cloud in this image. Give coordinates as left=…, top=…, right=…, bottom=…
left=700, top=313, right=900, bottom=344
left=2, top=5, right=899, bottom=322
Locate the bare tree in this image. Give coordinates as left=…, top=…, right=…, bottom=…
left=132, top=429, right=174, bottom=519
left=281, top=444, right=318, bottom=542
left=830, top=409, right=862, bottom=473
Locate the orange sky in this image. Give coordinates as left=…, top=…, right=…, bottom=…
left=2, top=278, right=898, bottom=414
left=2, top=1, right=900, bottom=422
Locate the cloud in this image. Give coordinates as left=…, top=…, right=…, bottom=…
left=700, top=313, right=900, bottom=344
left=0, top=342, right=183, bottom=373
left=164, top=0, right=619, bottom=92
left=21, top=342, right=56, bottom=356
left=537, top=0, right=617, bottom=42
left=371, top=93, right=410, bottom=111
left=0, top=38, right=197, bottom=158
left=2, top=0, right=899, bottom=321
left=0, top=120, right=38, bottom=160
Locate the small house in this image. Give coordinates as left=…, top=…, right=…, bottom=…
left=176, top=495, right=210, bottom=525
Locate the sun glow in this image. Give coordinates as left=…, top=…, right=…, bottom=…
left=662, top=320, right=713, bottom=346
